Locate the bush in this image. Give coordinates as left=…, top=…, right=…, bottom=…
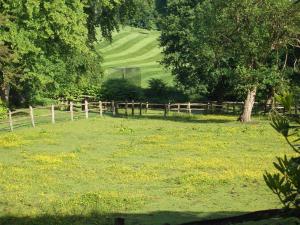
left=264, top=110, right=300, bottom=208
left=0, top=100, right=8, bottom=120
left=100, top=79, right=143, bottom=101
left=31, top=96, right=56, bottom=106
left=264, top=155, right=300, bottom=208
left=145, top=78, right=188, bottom=103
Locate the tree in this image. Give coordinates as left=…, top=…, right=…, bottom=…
left=126, top=0, right=157, bottom=29
left=0, top=0, right=137, bottom=106
left=144, top=78, right=188, bottom=103
left=100, top=78, right=143, bottom=101
left=85, top=0, right=136, bottom=43
left=0, top=0, right=95, bottom=105
left=160, top=0, right=300, bottom=122
left=0, top=13, right=21, bottom=105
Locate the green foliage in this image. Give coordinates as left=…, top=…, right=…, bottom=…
left=0, top=100, right=7, bottom=119
left=124, top=0, right=169, bottom=30
left=85, top=0, right=136, bottom=42
left=127, top=0, right=157, bottom=29
left=0, top=13, right=21, bottom=106
left=145, top=78, right=187, bottom=103
left=270, top=111, right=291, bottom=138
left=160, top=0, right=299, bottom=106
left=0, top=0, right=138, bottom=107
left=264, top=156, right=300, bottom=208
left=275, top=92, right=294, bottom=113
left=264, top=109, right=300, bottom=208
left=1, top=0, right=97, bottom=105
left=31, top=96, right=56, bottom=107
left=100, top=78, right=143, bottom=101
left=146, top=78, right=168, bottom=97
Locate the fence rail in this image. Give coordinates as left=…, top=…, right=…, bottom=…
left=0, top=100, right=298, bottom=132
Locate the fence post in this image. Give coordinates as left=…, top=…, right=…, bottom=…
left=114, top=218, right=125, bottom=225
left=188, top=102, right=191, bottom=115
left=70, top=102, right=74, bottom=121
left=104, top=102, right=107, bottom=113
left=85, top=100, right=89, bottom=119
left=99, top=101, right=103, bottom=117
left=146, top=102, right=149, bottom=114
left=111, top=101, right=116, bottom=116
left=115, top=102, right=119, bottom=115
left=233, top=102, right=236, bottom=114
left=29, top=106, right=35, bottom=128
left=206, top=102, right=209, bottom=114
left=139, top=102, right=142, bottom=116
left=125, top=101, right=128, bottom=116
left=131, top=100, right=134, bottom=116
left=164, top=104, right=167, bottom=118
left=8, top=110, right=13, bottom=132
left=168, top=102, right=171, bottom=113
left=177, top=104, right=180, bottom=113
left=51, top=104, right=55, bottom=124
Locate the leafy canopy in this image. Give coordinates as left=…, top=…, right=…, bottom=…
left=160, top=0, right=299, bottom=99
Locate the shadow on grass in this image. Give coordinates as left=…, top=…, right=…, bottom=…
left=109, top=113, right=235, bottom=124
left=0, top=210, right=299, bottom=225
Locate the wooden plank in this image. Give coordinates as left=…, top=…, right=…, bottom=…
left=125, top=101, right=128, bottom=116
left=131, top=100, right=135, bottom=116
left=146, top=102, right=149, bottom=113
left=8, top=110, right=13, bottom=131
left=139, top=102, right=142, bottom=116
left=70, top=102, right=74, bottom=121
left=99, top=101, right=103, bottom=116
left=116, top=102, right=119, bottom=115
left=111, top=101, right=115, bottom=116
left=164, top=104, right=167, bottom=118
left=29, top=106, right=35, bottom=128
left=188, top=102, right=191, bottom=115
left=51, top=105, right=55, bottom=124
left=85, top=100, right=89, bottom=119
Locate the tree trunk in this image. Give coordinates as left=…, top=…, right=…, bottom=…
left=239, top=87, right=257, bottom=122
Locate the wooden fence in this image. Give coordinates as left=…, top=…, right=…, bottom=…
left=0, top=100, right=110, bottom=132
left=0, top=100, right=298, bottom=132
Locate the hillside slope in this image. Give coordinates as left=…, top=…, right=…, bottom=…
left=97, top=27, right=173, bottom=87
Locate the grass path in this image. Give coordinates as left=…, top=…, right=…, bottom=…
left=97, top=27, right=173, bottom=87
left=0, top=114, right=298, bottom=225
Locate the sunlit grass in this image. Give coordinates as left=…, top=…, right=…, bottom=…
left=0, top=114, right=298, bottom=225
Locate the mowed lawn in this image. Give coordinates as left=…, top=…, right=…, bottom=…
left=0, top=114, right=299, bottom=225
left=97, top=27, right=173, bottom=87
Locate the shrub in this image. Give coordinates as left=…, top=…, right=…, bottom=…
left=32, top=96, right=56, bottom=106
left=264, top=155, right=300, bottom=208
left=0, top=100, right=7, bottom=119
left=100, top=79, right=143, bottom=101
left=264, top=110, right=300, bottom=208
left=145, top=78, right=188, bottom=103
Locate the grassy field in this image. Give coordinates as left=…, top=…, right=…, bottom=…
left=0, top=113, right=299, bottom=225
left=97, top=27, right=173, bottom=87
